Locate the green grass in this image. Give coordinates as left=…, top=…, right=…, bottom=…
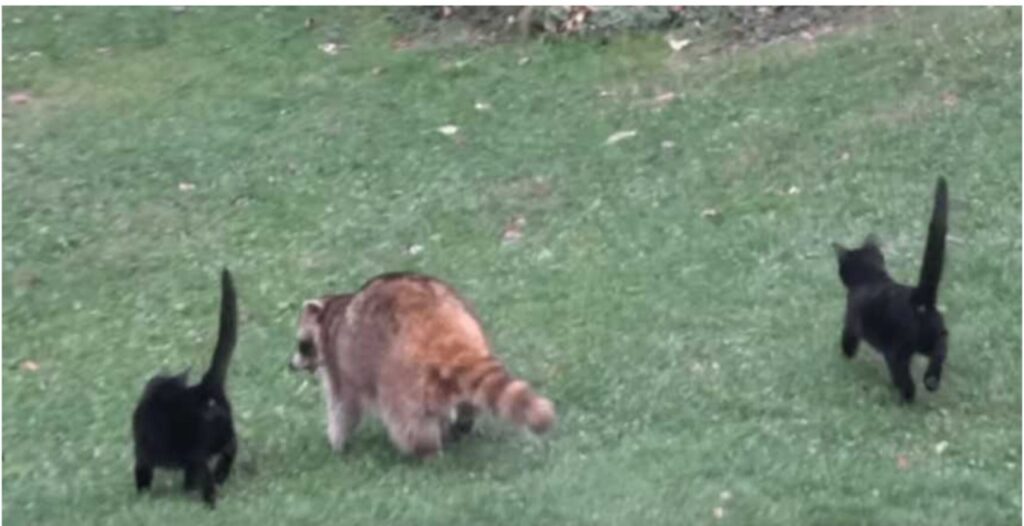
left=3, top=6, right=1020, bottom=525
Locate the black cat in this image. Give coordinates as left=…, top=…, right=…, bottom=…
left=132, top=269, right=238, bottom=507
left=832, top=178, right=948, bottom=402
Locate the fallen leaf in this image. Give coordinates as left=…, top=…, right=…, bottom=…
left=787, top=186, right=801, bottom=195
left=840, top=151, right=851, bottom=162
left=605, top=130, right=637, bottom=145
left=178, top=182, right=195, bottom=192
left=940, top=91, right=959, bottom=108
left=474, top=101, right=492, bottom=111
left=667, top=37, right=691, bottom=51
left=897, top=454, right=910, bottom=470
left=437, top=125, right=459, bottom=136
left=318, top=42, right=345, bottom=55
left=719, top=490, right=732, bottom=501
left=517, top=56, right=531, bottom=66
left=700, top=208, right=719, bottom=218
left=96, top=47, right=112, bottom=55
left=391, top=36, right=415, bottom=50
left=661, top=140, right=676, bottom=149
left=371, top=66, right=384, bottom=76
left=8, top=92, right=31, bottom=105
left=501, top=214, right=526, bottom=245
left=654, top=91, right=676, bottom=104
left=407, top=244, right=424, bottom=256
left=935, top=441, right=949, bottom=454
left=713, top=506, right=725, bottom=519
left=20, top=360, right=39, bottom=372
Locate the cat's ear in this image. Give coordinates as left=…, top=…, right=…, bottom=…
left=863, top=233, right=880, bottom=247
left=831, top=242, right=847, bottom=257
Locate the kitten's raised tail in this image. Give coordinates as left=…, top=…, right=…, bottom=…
left=454, top=358, right=556, bottom=435
left=912, top=178, right=948, bottom=308
left=199, top=268, right=238, bottom=393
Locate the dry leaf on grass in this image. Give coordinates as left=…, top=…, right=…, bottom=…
left=8, top=92, right=32, bottom=105
left=20, top=360, right=39, bottom=372
left=319, top=42, right=347, bottom=55
left=407, top=244, right=424, bottom=256
left=661, top=140, right=676, bottom=149
left=897, top=454, right=910, bottom=470
left=501, top=215, right=527, bottom=245
left=605, top=130, right=637, bottom=145
left=437, top=125, right=459, bottom=136
left=712, top=506, right=725, bottom=519
left=178, top=182, right=195, bottom=192
left=935, top=441, right=949, bottom=454
left=474, top=101, right=492, bottom=111
left=654, top=92, right=676, bottom=104
left=941, top=91, right=959, bottom=108
left=667, top=37, right=691, bottom=52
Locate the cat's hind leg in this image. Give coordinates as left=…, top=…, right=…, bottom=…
left=884, top=351, right=915, bottom=402
left=841, top=326, right=860, bottom=358
left=923, top=331, right=948, bottom=392
left=134, top=462, right=153, bottom=493
left=213, top=435, right=237, bottom=485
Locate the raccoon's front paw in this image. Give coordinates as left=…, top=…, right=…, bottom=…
left=923, top=374, right=941, bottom=392
left=327, top=425, right=346, bottom=452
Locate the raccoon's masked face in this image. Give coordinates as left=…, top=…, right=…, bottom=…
left=290, top=299, right=324, bottom=373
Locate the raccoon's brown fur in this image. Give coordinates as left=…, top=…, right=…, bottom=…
left=291, top=272, right=555, bottom=458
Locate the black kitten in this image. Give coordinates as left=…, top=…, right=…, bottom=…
left=132, top=269, right=238, bottom=507
left=832, top=178, right=948, bottom=402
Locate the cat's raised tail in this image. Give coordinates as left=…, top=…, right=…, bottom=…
left=199, top=268, right=238, bottom=393
left=912, top=178, right=948, bottom=309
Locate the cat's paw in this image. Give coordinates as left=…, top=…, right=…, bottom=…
left=923, top=375, right=941, bottom=392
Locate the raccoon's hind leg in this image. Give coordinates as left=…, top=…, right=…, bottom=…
left=448, top=402, right=476, bottom=441
left=379, top=388, right=444, bottom=458
left=324, top=382, right=361, bottom=452
left=385, top=414, right=444, bottom=459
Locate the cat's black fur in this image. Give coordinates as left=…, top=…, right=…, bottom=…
left=132, top=269, right=238, bottom=507
left=833, top=178, right=949, bottom=402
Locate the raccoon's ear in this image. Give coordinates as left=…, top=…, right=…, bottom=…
left=831, top=242, right=847, bottom=257
left=863, top=233, right=881, bottom=247
left=302, top=299, right=324, bottom=317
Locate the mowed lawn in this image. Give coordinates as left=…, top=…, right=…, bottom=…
left=2, top=7, right=1020, bottom=525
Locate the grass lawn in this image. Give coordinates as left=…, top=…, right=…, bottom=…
left=2, top=6, right=1020, bottom=525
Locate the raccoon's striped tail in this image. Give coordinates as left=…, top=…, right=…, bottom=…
left=454, top=357, right=555, bottom=434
